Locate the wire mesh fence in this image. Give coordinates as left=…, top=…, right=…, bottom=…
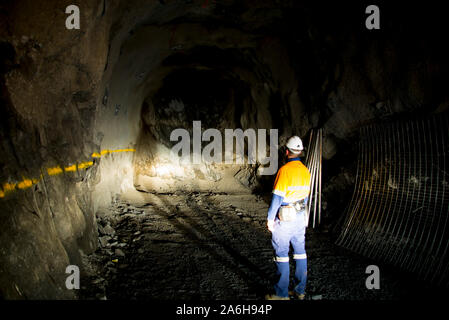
left=336, top=112, right=449, bottom=286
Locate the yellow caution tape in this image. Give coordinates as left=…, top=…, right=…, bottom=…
left=64, top=164, right=77, bottom=172
left=47, top=166, right=63, bottom=176
left=3, top=182, right=16, bottom=192
left=17, top=179, right=33, bottom=189
left=78, top=161, right=93, bottom=169
left=1, top=148, right=136, bottom=199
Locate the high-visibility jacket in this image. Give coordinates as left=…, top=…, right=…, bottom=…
left=272, top=158, right=311, bottom=203
left=267, top=157, right=311, bottom=221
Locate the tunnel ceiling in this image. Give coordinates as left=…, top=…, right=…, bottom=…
left=0, top=0, right=449, bottom=299
left=97, top=0, right=449, bottom=153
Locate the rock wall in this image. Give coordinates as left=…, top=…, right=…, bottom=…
left=0, top=0, right=109, bottom=298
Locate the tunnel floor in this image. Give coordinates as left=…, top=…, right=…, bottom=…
left=79, top=191, right=430, bottom=301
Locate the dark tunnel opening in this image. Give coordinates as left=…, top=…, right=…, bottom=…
left=150, top=68, right=238, bottom=145
left=0, top=0, right=448, bottom=306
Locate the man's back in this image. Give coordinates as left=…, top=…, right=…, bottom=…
left=273, top=159, right=311, bottom=204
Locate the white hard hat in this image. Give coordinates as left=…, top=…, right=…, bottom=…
left=286, top=136, right=303, bottom=153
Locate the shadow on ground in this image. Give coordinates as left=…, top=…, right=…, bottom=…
left=79, top=191, right=442, bottom=301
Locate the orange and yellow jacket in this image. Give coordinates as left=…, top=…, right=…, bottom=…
left=267, top=157, right=311, bottom=221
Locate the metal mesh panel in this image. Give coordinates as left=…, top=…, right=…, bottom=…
left=336, top=113, right=449, bottom=286
left=306, top=128, right=323, bottom=228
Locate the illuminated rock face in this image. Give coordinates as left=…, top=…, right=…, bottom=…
left=0, top=1, right=448, bottom=298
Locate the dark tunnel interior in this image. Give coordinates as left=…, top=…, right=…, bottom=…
left=0, top=0, right=448, bottom=305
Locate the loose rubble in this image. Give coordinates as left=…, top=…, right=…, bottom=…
left=79, top=192, right=429, bottom=300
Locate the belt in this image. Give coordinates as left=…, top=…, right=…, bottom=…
left=281, top=199, right=305, bottom=207
left=280, top=200, right=306, bottom=214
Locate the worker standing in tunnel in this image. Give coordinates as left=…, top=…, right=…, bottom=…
left=265, top=136, right=311, bottom=300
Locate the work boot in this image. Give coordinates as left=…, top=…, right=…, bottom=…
left=265, top=294, right=290, bottom=300
left=289, top=290, right=306, bottom=300
left=296, top=293, right=305, bottom=300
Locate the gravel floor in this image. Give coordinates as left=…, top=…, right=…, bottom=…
left=79, top=192, right=439, bottom=301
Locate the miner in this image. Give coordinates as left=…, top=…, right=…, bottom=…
left=265, top=136, right=311, bottom=300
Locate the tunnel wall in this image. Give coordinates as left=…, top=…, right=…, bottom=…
left=0, top=0, right=110, bottom=298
